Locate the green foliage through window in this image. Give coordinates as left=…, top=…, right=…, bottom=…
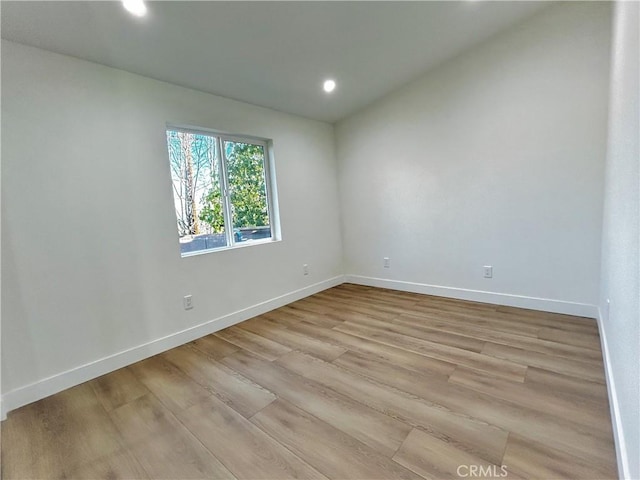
left=166, top=128, right=273, bottom=255
left=225, top=141, right=269, bottom=229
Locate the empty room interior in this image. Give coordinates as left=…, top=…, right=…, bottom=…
left=1, top=1, right=639, bottom=479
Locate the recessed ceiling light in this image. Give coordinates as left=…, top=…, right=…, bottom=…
left=323, top=79, right=336, bottom=93
left=122, top=0, right=147, bottom=17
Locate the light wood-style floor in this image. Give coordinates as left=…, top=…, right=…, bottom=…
left=1, top=284, right=617, bottom=480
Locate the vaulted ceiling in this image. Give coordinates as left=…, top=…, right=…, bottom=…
left=1, top=1, right=547, bottom=122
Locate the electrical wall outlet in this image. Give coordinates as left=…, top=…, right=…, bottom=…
left=183, top=295, right=193, bottom=310
left=303, top=264, right=309, bottom=275
left=483, top=266, right=493, bottom=278
left=384, top=257, right=390, bottom=268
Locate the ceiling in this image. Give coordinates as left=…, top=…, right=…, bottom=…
left=1, top=1, right=547, bottom=123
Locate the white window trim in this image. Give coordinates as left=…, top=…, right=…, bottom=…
left=166, top=124, right=280, bottom=257
left=180, top=237, right=277, bottom=258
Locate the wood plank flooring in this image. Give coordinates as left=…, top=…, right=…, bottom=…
left=1, top=284, right=617, bottom=479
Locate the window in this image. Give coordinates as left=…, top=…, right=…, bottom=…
left=166, top=127, right=277, bottom=256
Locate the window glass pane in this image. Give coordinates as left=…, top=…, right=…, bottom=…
left=166, top=130, right=228, bottom=255
left=224, top=140, right=272, bottom=242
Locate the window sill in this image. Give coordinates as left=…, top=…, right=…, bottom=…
left=180, top=237, right=280, bottom=258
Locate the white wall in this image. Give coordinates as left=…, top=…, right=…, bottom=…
left=0, top=2, right=626, bottom=433
left=335, top=2, right=612, bottom=314
left=600, top=2, right=640, bottom=478
left=1, top=41, right=343, bottom=406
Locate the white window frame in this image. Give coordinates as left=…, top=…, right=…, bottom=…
left=166, top=124, right=280, bottom=257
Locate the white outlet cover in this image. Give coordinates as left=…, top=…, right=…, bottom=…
left=183, top=295, right=193, bottom=310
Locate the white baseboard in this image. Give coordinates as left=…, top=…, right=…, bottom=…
left=597, top=308, right=630, bottom=480
left=0, top=273, right=601, bottom=421
left=345, top=275, right=599, bottom=318
left=0, top=275, right=345, bottom=420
